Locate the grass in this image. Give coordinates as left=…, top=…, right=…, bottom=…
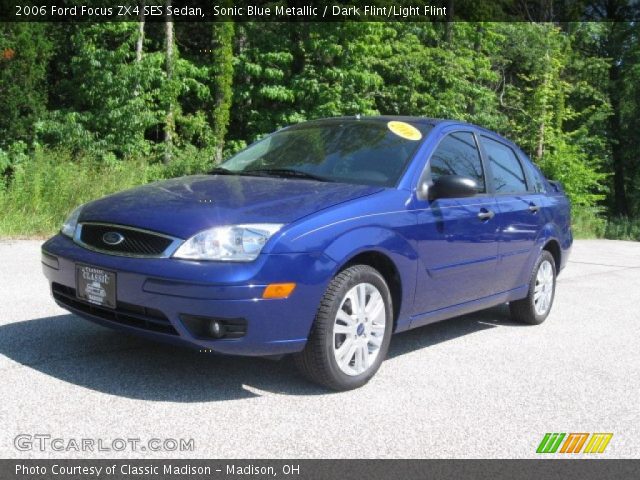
left=571, top=207, right=607, bottom=239
left=602, top=216, right=640, bottom=241
left=572, top=206, right=640, bottom=241
left=0, top=148, right=211, bottom=237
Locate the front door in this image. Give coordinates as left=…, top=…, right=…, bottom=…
left=412, top=130, right=500, bottom=317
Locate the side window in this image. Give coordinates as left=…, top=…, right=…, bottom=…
left=482, top=137, right=527, bottom=194
left=429, top=132, right=485, bottom=192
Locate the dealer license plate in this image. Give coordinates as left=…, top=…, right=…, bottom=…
left=76, top=264, right=116, bottom=309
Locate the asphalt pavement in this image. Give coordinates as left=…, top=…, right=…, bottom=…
left=1, top=239, right=639, bottom=458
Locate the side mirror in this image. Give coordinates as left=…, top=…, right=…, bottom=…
left=421, top=175, right=479, bottom=200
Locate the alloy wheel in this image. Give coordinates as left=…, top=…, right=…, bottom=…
left=534, top=259, right=554, bottom=315
left=332, top=282, right=386, bottom=376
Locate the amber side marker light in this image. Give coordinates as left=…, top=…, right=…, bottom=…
left=262, top=283, right=296, bottom=299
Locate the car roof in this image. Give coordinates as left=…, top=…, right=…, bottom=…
left=291, top=115, right=497, bottom=134
left=291, top=115, right=441, bottom=126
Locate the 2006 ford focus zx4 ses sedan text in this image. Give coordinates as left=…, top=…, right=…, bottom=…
left=42, top=117, right=572, bottom=390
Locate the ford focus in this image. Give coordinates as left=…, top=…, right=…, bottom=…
left=42, top=117, right=572, bottom=390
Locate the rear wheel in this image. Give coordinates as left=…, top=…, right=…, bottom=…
left=294, top=265, right=393, bottom=390
left=510, top=250, right=556, bottom=325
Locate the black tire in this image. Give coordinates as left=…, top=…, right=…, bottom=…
left=510, top=250, right=557, bottom=325
left=294, top=265, right=393, bottom=391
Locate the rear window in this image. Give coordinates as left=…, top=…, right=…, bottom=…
left=524, top=159, right=547, bottom=193
left=482, top=137, right=527, bottom=194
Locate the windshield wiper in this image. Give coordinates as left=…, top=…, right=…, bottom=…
left=208, top=167, right=265, bottom=178
left=243, top=168, right=329, bottom=182
left=208, top=167, right=235, bottom=175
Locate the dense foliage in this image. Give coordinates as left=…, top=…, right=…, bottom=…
left=1, top=19, right=639, bottom=238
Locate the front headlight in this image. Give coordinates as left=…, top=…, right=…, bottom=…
left=60, top=205, right=83, bottom=238
left=173, top=224, right=283, bottom=261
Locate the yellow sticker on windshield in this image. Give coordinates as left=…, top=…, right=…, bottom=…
left=387, top=121, right=422, bottom=141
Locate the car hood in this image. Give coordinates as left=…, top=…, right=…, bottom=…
left=79, top=174, right=382, bottom=238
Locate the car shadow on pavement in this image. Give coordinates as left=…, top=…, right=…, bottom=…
left=387, top=303, right=518, bottom=359
left=0, top=305, right=518, bottom=401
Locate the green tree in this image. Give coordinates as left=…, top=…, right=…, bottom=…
left=211, top=22, right=235, bottom=163
left=0, top=23, right=52, bottom=148
left=492, top=23, right=609, bottom=208
left=36, top=23, right=165, bottom=157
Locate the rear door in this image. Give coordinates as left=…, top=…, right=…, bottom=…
left=411, top=129, right=500, bottom=316
left=479, top=135, right=546, bottom=293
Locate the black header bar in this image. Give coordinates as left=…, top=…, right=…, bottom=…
left=2, top=0, right=640, bottom=22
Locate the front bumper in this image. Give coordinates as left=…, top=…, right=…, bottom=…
left=42, top=234, right=336, bottom=356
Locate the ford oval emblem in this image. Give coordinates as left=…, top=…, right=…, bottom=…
left=102, top=231, right=125, bottom=246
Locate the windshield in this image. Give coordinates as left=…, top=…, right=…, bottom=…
left=220, top=120, right=431, bottom=187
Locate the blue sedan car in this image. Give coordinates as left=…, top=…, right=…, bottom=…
left=42, top=117, right=572, bottom=390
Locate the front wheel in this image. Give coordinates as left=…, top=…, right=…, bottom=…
left=294, top=265, right=393, bottom=390
left=510, top=250, right=557, bottom=325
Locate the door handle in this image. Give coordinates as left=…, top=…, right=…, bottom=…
left=528, top=203, right=540, bottom=213
left=477, top=208, right=495, bottom=221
